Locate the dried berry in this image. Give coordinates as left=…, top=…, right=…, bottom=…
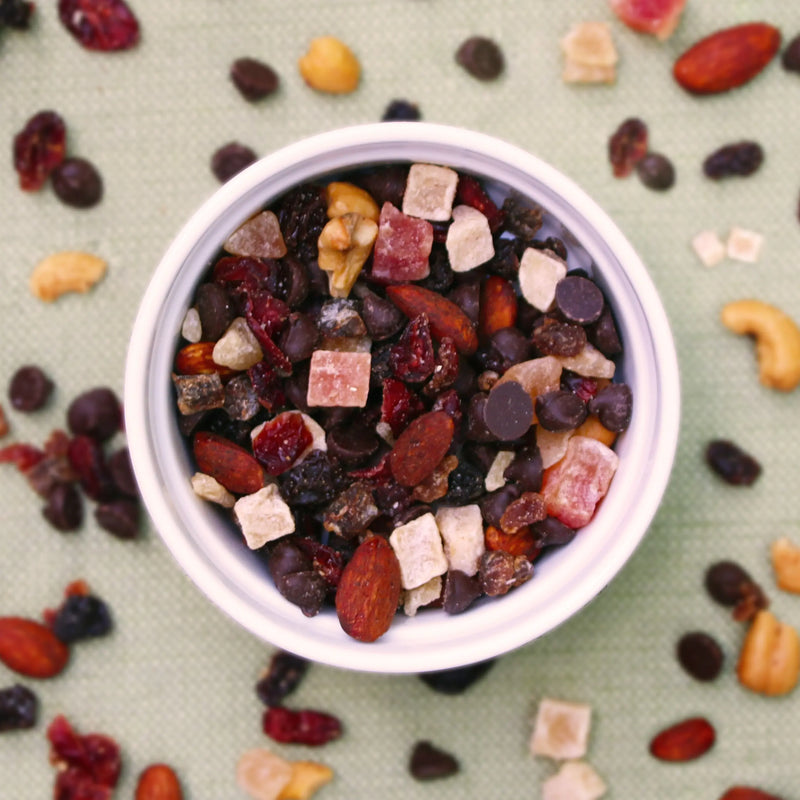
left=609, top=117, right=648, bottom=178
left=705, top=439, right=761, bottom=485
left=51, top=594, right=112, bottom=643
left=8, top=365, right=54, bottom=412
left=676, top=631, right=724, bottom=681
left=57, top=0, right=140, bottom=51
left=455, top=36, right=505, bottom=80
left=703, top=141, right=764, bottom=179
left=783, top=33, right=800, bottom=73
left=94, top=497, right=140, bottom=539
left=0, top=0, right=35, bottom=28
left=418, top=659, right=495, bottom=694
left=409, top=740, right=460, bottom=780
left=381, top=99, right=421, bottom=121
left=51, top=157, right=104, bottom=208
left=0, top=617, right=70, bottom=678
left=704, top=560, right=756, bottom=605
left=13, top=111, right=67, bottom=191
left=255, top=651, right=309, bottom=707
left=277, top=184, right=327, bottom=264
left=252, top=413, right=312, bottom=476
left=390, top=315, right=436, bottom=383
left=0, top=684, right=37, bottom=732
left=262, top=706, right=342, bottom=746
left=635, top=152, right=676, bottom=190
left=279, top=450, right=345, bottom=506
left=230, top=57, right=279, bottom=101
left=66, top=387, right=122, bottom=442
left=211, top=142, right=257, bottom=183
left=42, top=482, right=84, bottom=532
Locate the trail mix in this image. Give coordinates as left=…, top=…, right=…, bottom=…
left=173, top=163, right=633, bottom=642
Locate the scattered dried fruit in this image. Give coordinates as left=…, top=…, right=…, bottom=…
left=409, top=740, right=460, bottom=780
left=263, top=707, right=342, bottom=746
left=135, top=763, right=184, bottom=800
left=676, top=631, right=724, bottom=681
left=703, top=141, right=764, bottom=179
left=455, top=36, right=505, bottom=81
left=58, top=0, right=140, bottom=51
left=0, top=684, right=37, bottom=732
left=0, top=617, right=70, bottom=678
left=29, top=251, right=107, bottom=302
left=649, top=716, right=715, bottom=762
left=705, top=439, right=761, bottom=486
left=609, top=0, right=686, bottom=40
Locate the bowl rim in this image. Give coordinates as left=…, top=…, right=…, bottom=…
left=125, top=122, right=680, bottom=673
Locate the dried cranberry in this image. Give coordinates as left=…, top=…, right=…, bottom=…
left=0, top=442, right=45, bottom=472
left=47, top=715, right=121, bottom=791
left=456, top=174, right=505, bottom=232
left=252, top=413, right=312, bottom=476
left=390, top=315, right=435, bottom=383
left=608, top=117, right=648, bottom=178
left=57, top=0, right=140, bottom=52
left=13, top=110, right=66, bottom=191
left=381, top=378, right=424, bottom=437
left=255, top=651, right=310, bottom=707
left=262, top=706, right=342, bottom=746
left=0, top=684, right=37, bottom=731
left=295, top=537, right=345, bottom=588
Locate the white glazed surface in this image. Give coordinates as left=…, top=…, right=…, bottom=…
left=125, top=123, right=680, bottom=673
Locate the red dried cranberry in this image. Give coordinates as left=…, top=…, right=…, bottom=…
left=57, top=0, right=140, bottom=52
left=262, top=706, right=342, bottom=746
left=255, top=651, right=310, bottom=707
left=67, top=435, right=115, bottom=501
left=47, top=715, right=121, bottom=793
left=13, top=111, right=67, bottom=191
left=456, top=173, right=505, bottom=232
left=248, top=361, right=286, bottom=413
left=295, top=537, right=344, bottom=588
left=0, top=442, right=45, bottom=472
left=425, top=337, right=460, bottom=395
left=608, top=117, right=648, bottom=178
left=252, top=413, right=312, bottom=476
left=390, top=315, right=435, bottom=383
left=380, top=378, right=424, bottom=437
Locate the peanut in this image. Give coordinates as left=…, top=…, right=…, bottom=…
left=721, top=299, right=800, bottom=391
left=736, top=609, right=800, bottom=696
left=770, top=537, right=800, bottom=594
left=298, top=37, right=360, bottom=94
left=29, top=251, right=107, bottom=302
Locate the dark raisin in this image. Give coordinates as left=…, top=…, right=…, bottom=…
left=58, top=0, right=140, bottom=52
left=211, top=142, right=257, bottom=182
left=479, top=484, right=520, bottom=528
left=13, top=110, right=67, bottom=191
left=676, top=632, right=723, bottom=682
left=409, top=740, right=460, bottom=780
left=608, top=117, right=648, bottom=178
left=107, top=447, right=137, bottom=497
left=704, top=560, right=755, bottom=606
left=502, top=193, right=543, bottom=241
left=532, top=236, right=568, bottom=262
left=705, top=440, right=761, bottom=486
left=444, top=461, right=485, bottom=505
left=8, top=365, right=53, bottom=411
left=0, top=0, right=35, bottom=29
left=355, top=164, right=408, bottom=208
left=418, top=658, right=496, bottom=694
left=419, top=246, right=454, bottom=294
left=0, top=685, right=37, bottom=732
left=381, top=99, right=421, bottom=121
left=532, top=317, right=586, bottom=357
left=42, top=482, right=83, bottom=532
left=635, top=152, right=676, bottom=190
left=66, top=387, right=122, bottom=441
left=94, top=497, right=140, bottom=539
left=276, top=184, right=327, bottom=264
left=230, top=57, right=279, bottom=101
left=279, top=451, right=345, bottom=506
left=783, top=33, right=800, bottom=72
left=535, top=390, right=587, bottom=431
left=588, top=383, right=633, bottom=432
left=703, top=141, right=764, bottom=179
left=455, top=36, right=504, bottom=81
left=51, top=157, right=103, bottom=208
left=52, top=594, right=113, bottom=643
left=442, top=570, right=481, bottom=614
left=255, top=650, right=309, bottom=707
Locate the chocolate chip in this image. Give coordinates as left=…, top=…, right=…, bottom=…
left=194, top=282, right=235, bottom=341
left=635, top=152, right=676, bottom=190
left=8, top=365, right=53, bottom=411
left=67, top=387, right=122, bottom=442
left=588, top=383, right=633, bottom=432
left=442, top=570, right=481, bottom=614
left=531, top=516, right=576, bottom=547
left=676, top=631, right=724, bottom=681
left=211, top=141, right=257, bottom=183
left=554, top=276, right=604, bottom=325
left=535, top=389, right=587, bottom=432
left=409, top=740, right=460, bottom=780
left=326, top=421, right=380, bottom=466
left=230, top=57, right=279, bottom=101
left=587, top=305, right=622, bottom=356
left=484, top=381, right=533, bottom=440
left=455, top=36, right=505, bottom=81
left=418, top=659, right=496, bottom=694
left=503, top=445, right=543, bottom=492
left=51, top=157, right=103, bottom=208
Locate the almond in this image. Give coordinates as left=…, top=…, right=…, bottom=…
left=192, top=431, right=265, bottom=495
left=649, top=716, right=715, bottom=762
left=389, top=411, right=454, bottom=488
left=0, top=616, right=70, bottom=678
left=174, top=342, right=236, bottom=379
left=385, top=284, right=479, bottom=355
left=673, top=22, right=781, bottom=94
left=335, top=536, right=402, bottom=642
left=719, top=789, right=784, bottom=800
left=135, top=764, right=184, bottom=800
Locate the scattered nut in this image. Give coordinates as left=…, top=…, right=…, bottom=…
left=737, top=609, right=800, bottom=696
left=298, top=36, right=360, bottom=94
left=317, top=212, right=378, bottom=297
left=190, top=472, right=236, bottom=508
left=29, top=251, right=107, bottom=302
left=325, top=181, right=379, bottom=221
left=770, top=537, right=800, bottom=594
left=721, top=299, right=800, bottom=391
left=277, top=760, right=334, bottom=800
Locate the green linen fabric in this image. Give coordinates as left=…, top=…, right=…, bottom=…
left=1, top=1, right=799, bottom=797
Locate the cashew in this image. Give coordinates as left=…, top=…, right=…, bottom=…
left=721, top=299, right=800, bottom=391
left=298, top=37, right=360, bottom=94
left=29, top=251, right=107, bottom=302
left=770, top=537, right=800, bottom=594
left=317, top=212, right=378, bottom=298
left=325, top=182, right=379, bottom=221
left=737, top=609, right=800, bottom=696
left=277, top=761, right=334, bottom=800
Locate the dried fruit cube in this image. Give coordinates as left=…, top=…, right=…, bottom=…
left=236, top=748, right=293, bottom=800
left=542, top=761, right=606, bottom=800
left=306, top=350, right=371, bottom=407
left=402, top=164, right=459, bottom=221
left=224, top=211, right=287, bottom=259
left=191, top=472, right=236, bottom=507
left=212, top=317, right=263, bottom=370
left=609, top=0, right=686, bottom=41
left=371, top=202, right=433, bottom=283
left=403, top=575, right=442, bottom=616
left=561, top=22, right=618, bottom=84
left=692, top=230, right=726, bottom=268
left=726, top=227, right=764, bottom=263
left=541, top=436, right=619, bottom=528
left=435, top=504, right=484, bottom=576
left=389, top=512, right=448, bottom=590
left=234, top=484, right=295, bottom=549
left=530, top=697, right=592, bottom=760
left=445, top=205, right=495, bottom=273
left=518, top=248, right=567, bottom=312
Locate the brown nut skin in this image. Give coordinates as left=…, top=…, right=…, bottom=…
left=389, top=411, right=455, bottom=487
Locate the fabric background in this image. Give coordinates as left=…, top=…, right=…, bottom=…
left=1, top=1, right=799, bottom=797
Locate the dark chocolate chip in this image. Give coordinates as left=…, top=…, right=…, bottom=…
left=535, top=389, right=587, bottom=432
left=442, top=570, right=481, bottom=614
left=485, top=381, right=533, bottom=440
left=418, top=658, right=496, bottom=694
left=51, top=157, right=103, bottom=208
left=382, top=99, right=421, bottom=121
left=409, top=740, right=460, bottom=780
left=588, top=383, right=632, bottom=432
left=211, top=142, right=257, bottom=182
left=676, top=631, right=723, bottom=681
left=8, top=365, right=53, bottom=411
left=554, top=276, right=604, bottom=325
left=455, top=36, right=505, bottom=81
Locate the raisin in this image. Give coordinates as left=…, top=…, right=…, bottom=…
left=0, top=0, right=35, bottom=28
left=704, top=560, right=755, bottom=606
left=323, top=483, right=379, bottom=537
left=211, top=142, right=257, bottom=182
left=703, top=141, right=764, bottom=179
left=42, top=482, right=83, bottom=532
left=705, top=440, right=761, bottom=485
left=444, top=461, right=485, bottom=505
left=455, top=36, right=505, bottom=81
left=479, top=550, right=533, bottom=596
left=479, top=484, right=520, bottom=528
left=51, top=594, right=113, bottom=643
left=277, top=184, right=327, bottom=264
left=390, top=315, right=435, bottom=383
left=95, top=497, right=140, bottom=539
left=8, top=365, right=54, bottom=411
left=67, top=388, right=122, bottom=442
left=409, top=740, right=460, bottom=780
left=57, top=0, right=140, bottom=51
left=676, top=632, right=724, bottom=682
left=381, top=99, right=421, bottom=121
left=501, top=193, right=543, bottom=241
left=51, top=157, right=103, bottom=208
left=608, top=117, right=648, bottom=178
left=636, top=152, right=676, bottom=190
left=279, top=451, right=346, bottom=506
left=13, top=111, right=66, bottom=191
left=532, top=317, right=586, bottom=357
left=262, top=706, right=342, bottom=746
left=0, top=684, right=37, bottom=732
left=256, top=651, right=310, bottom=707
left=783, top=33, right=800, bottom=72
left=499, top=491, right=546, bottom=534
left=418, top=659, right=496, bottom=694
left=230, top=57, right=279, bottom=101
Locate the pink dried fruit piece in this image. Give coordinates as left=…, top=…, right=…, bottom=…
left=609, top=0, right=686, bottom=40
left=58, top=0, right=140, bottom=52
left=371, top=202, right=433, bottom=283
left=13, top=111, right=67, bottom=191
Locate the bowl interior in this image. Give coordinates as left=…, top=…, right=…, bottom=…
left=125, top=123, right=680, bottom=673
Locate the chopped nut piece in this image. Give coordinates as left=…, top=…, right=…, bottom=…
left=191, top=472, right=236, bottom=508
left=445, top=205, right=495, bottom=272
left=518, top=248, right=567, bottom=312
left=317, top=212, right=378, bottom=298
left=325, top=181, right=379, bottom=221
left=402, top=163, right=459, bottom=221
left=236, top=748, right=293, bottom=800
left=181, top=307, right=202, bottom=342
left=542, top=761, right=607, bottom=800
left=485, top=450, right=515, bottom=492
left=403, top=575, right=443, bottom=616
left=726, top=227, right=764, bottom=263
left=29, top=251, right=107, bottom=302
left=306, top=350, right=371, bottom=407
left=223, top=210, right=287, bottom=258
left=530, top=698, right=592, bottom=760
left=277, top=760, right=334, bottom=800
left=172, top=372, right=225, bottom=415
left=234, top=484, right=295, bottom=549
left=212, top=317, right=263, bottom=371
left=691, top=230, right=726, bottom=267
left=389, top=512, right=448, bottom=590
left=771, top=537, right=800, bottom=593
left=435, top=504, right=485, bottom=576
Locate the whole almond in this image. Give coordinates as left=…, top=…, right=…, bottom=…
left=719, top=788, right=784, bottom=800
left=649, top=716, right=715, bottom=762
left=192, top=431, right=266, bottom=495
left=673, top=22, right=781, bottom=94
left=335, top=536, right=402, bottom=642
left=0, top=617, right=70, bottom=678
left=135, top=764, right=184, bottom=800
left=389, top=410, right=455, bottom=488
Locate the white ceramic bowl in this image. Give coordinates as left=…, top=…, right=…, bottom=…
left=125, top=123, right=680, bottom=673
